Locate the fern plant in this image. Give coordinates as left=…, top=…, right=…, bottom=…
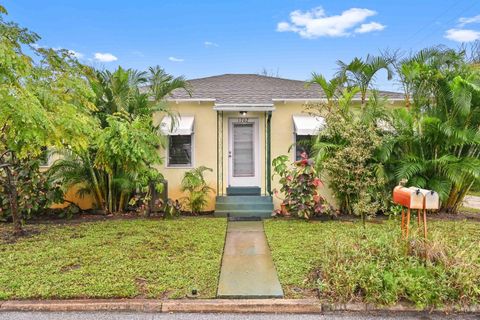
left=180, top=166, right=214, bottom=214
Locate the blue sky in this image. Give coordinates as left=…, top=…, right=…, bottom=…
left=5, top=0, right=480, bottom=91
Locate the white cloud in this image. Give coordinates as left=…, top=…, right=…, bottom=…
left=444, top=28, right=480, bottom=42
left=204, top=41, right=219, bottom=47
left=68, top=50, right=84, bottom=59
left=94, top=52, right=118, bottom=62
left=355, top=22, right=385, bottom=33
left=458, top=14, right=480, bottom=27
left=168, top=56, right=184, bottom=62
left=276, top=6, right=384, bottom=38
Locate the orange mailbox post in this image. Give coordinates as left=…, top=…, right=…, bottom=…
left=393, top=186, right=439, bottom=239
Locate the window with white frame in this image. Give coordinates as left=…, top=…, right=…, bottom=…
left=168, top=135, right=193, bottom=167
left=292, top=115, right=325, bottom=161
left=295, top=135, right=314, bottom=161
left=160, top=115, right=195, bottom=168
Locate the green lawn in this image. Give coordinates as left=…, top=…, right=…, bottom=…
left=467, top=190, right=480, bottom=197
left=265, top=219, right=480, bottom=308
left=0, top=218, right=227, bottom=300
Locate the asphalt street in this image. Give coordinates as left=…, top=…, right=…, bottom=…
left=0, top=312, right=478, bottom=320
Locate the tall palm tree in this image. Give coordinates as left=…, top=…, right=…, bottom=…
left=148, top=65, right=191, bottom=103
left=51, top=66, right=191, bottom=213
left=307, top=73, right=345, bottom=111
left=337, top=55, right=393, bottom=107
left=382, top=48, right=480, bottom=212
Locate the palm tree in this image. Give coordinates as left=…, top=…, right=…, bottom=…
left=307, top=73, right=346, bottom=111
left=148, top=65, right=191, bottom=102
left=382, top=48, right=480, bottom=212
left=48, top=150, right=105, bottom=211
left=337, top=55, right=393, bottom=107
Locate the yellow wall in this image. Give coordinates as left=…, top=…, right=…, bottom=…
left=157, top=101, right=337, bottom=211
left=270, top=101, right=336, bottom=208
left=154, top=102, right=218, bottom=211
left=50, top=185, right=97, bottom=210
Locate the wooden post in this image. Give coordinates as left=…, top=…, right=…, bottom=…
left=406, top=208, right=411, bottom=238
left=401, top=208, right=405, bottom=238
left=423, top=208, right=428, bottom=239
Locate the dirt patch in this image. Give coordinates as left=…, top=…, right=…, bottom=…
left=135, top=277, right=148, bottom=298
left=60, top=264, right=82, bottom=273
left=0, top=227, right=42, bottom=244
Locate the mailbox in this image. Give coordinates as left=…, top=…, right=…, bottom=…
left=417, top=188, right=440, bottom=210
left=392, top=186, right=424, bottom=209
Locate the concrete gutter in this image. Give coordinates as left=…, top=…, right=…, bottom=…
left=0, top=299, right=478, bottom=314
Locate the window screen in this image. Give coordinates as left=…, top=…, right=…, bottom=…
left=168, top=135, right=192, bottom=166
left=295, top=135, right=314, bottom=161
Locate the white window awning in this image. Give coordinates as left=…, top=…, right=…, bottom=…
left=160, top=116, right=194, bottom=135
left=293, top=115, right=325, bottom=135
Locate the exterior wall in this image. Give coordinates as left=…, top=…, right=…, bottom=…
left=157, top=101, right=335, bottom=211
left=153, top=102, right=218, bottom=211
left=270, top=101, right=335, bottom=209
left=50, top=185, right=97, bottom=210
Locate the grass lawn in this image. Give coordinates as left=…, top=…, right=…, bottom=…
left=265, top=218, right=480, bottom=308
left=0, top=218, right=227, bottom=300
left=467, top=190, right=480, bottom=197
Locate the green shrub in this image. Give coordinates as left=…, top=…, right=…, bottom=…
left=180, top=166, right=214, bottom=214
left=265, top=219, right=480, bottom=308
left=272, top=153, right=330, bottom=219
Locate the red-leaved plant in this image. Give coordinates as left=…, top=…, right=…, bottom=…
left=272, top=152, right=331, bottom=219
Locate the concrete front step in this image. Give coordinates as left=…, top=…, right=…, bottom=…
left=214, top=210, right=272, bottom=218
left=226, top=186, right=261, bottom=196
left=215, top=195, right=274, bottom=218
left=216, top=196, right=273, bottom=203
left=215, top=203, right=274, bottom=211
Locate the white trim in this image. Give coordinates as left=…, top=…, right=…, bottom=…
left=167, top=98, right=216, bottom=103
left=272, top=98, right=404, bottom=103
left=214, top=104, right=275, bottom=111
left=228, top=117, right=260, bottom=187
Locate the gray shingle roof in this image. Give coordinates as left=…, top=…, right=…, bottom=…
left=169, top=74, right=404, bottom=104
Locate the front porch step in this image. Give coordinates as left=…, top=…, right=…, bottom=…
left=214, top=195, right=274, bottom=218
left=226, top=186, right=261, bottom=196
left=216, top=196, right=273, bottom=203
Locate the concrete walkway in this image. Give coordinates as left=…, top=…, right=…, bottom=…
left=463, top=195, right=480, bottom=209
left=217, top=221, right=283, bottom=299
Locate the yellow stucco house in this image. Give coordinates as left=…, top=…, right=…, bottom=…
left=154, top=74, right=403, bottom=218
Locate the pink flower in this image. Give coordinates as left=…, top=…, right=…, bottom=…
left=286, top=175, right=293, bottom=181
left=313, top=177, right=322, bottom=187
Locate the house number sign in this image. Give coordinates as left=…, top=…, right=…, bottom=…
left=235, top=118, right=250, bottom=123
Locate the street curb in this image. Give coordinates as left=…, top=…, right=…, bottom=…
left=162, top=299, right=321, bottom=313
left=0, top=299, right=478, bottom=314
left=0, top=300, right=162, bottom=313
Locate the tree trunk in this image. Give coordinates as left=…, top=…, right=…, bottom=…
left=86, top=153, right=105, bottom=211
left=118, top=191, right=126, bottom=213
left=107, top=172, right=113, bottom=214
left=4, top=165, right=21, bottom=235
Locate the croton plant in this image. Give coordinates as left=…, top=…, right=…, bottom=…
left=272, top=152, right=331, bottom=219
